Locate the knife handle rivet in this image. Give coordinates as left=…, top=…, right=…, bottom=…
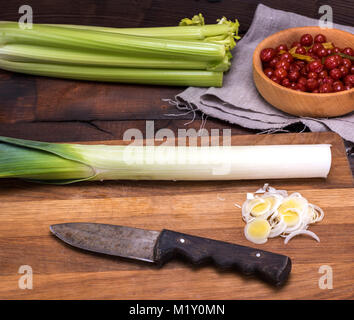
left=179, top=238, right=185, bottom=244
left=256, top=252, right=261, bottom=258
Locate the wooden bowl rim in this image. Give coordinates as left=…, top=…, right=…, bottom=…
left=253, top=26, right=354, bottom=97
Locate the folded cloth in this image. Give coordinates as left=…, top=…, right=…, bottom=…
left=175, top=4, right=354, bottom=142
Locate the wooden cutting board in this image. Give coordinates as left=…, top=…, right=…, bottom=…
left=0, top=132, right=353, bottom=300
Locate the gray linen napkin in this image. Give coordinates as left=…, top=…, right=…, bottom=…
left=175, top=4, right=354, bottom=142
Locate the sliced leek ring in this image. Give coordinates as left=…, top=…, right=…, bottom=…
left=244, top=218, right=271, bottom=244
left=240, top=184, right=324, bottom=245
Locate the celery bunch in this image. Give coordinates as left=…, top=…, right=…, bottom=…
left=0, top=14, right=240, bottom=87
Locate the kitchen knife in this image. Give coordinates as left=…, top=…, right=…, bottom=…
left=50, top=222, right=291, bottom=286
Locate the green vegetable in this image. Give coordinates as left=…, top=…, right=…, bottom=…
left=46, top=14, right=240, bottom=50
left=0, top=22, right=225, bottom=61
left=0, top=59, right=223, bottom=86
left=0, top=136, right=332, bottom=185
left=0, top=15, right=240, bottom=87
left=0, top=44, right=230, bottom=71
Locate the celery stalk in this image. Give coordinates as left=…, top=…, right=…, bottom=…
left=0, top=59, right=223, bottom=87
left=0, top=14, right=240, bottom=86
left=44, top=24, right=232, bottom=40
left=43, top=15, right=240, bottom=50
left=0, top=44, right=230, bottom=71
left=0, top=22, right=226, bottom=62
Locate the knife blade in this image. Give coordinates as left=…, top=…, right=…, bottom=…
left=50, top=222, right=291, bottom=286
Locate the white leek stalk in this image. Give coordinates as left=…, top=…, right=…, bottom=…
left=0, top=136, right=332, bottom=184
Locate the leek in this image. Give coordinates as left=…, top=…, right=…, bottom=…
left=0, top=136, right=332, bottom=184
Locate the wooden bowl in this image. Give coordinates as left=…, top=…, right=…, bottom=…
left=253, top=26, right=354, bottom=117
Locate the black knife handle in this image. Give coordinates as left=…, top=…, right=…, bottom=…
left=154, top=230, right=291, bottom=286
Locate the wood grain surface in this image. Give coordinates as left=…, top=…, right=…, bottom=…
left=1, top=0, right=352, bottom=32
left=0, top=132, right=353, bottom=299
